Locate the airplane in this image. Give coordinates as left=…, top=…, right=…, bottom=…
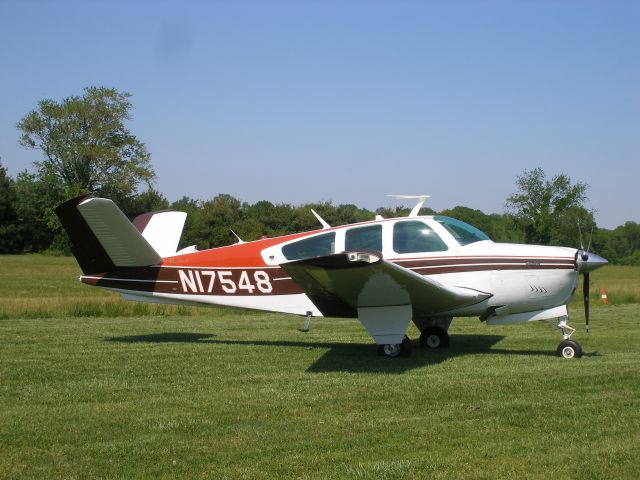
left=55, top=194, right=607, bottom=360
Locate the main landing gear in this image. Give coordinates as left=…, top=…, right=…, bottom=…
left=419, top=326, right=450, bottom=349
left=557, top=315, right=582, bottom=359
left=414, top=316, right=452, bottom=350
left=377, top=317, right=453, bottom=358
left=377, top=336, right=412, bottom=357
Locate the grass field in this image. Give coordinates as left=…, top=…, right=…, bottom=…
left=1, top=255, right=639, bottom=478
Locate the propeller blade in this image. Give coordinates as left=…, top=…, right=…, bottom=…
left=583, top=272, right=590, bottom=334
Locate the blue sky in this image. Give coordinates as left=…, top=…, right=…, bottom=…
left=1, top=1, right=638, bottom=229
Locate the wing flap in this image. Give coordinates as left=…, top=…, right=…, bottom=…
left=281, top=252, right=490, bottom=318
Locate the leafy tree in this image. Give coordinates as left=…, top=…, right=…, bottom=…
left=120, top=188, right=169, bottom=219
left=375, top=206, right=411, bottom=218
left=12, top=171, right=57, bottom=252
left=170, top=196, right=205, bottom=250
left=0, top=160, right=22, bottom=253
left=506, top=168, right=593, bottom=246
left=198, top=194, right=244, bottom=248
left=17, top=86, right=154, bottom=203
left=245, top=200, right=295, bottom=237
left=332, top=203, right=376, bottom=226
left=15, top=86, right=156, bottom=251
left=593, top=222, right=640, bottom=265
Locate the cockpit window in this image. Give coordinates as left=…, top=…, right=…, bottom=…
left=282, top=232, right=336, bottom=260
left=393, top=221, right=448, bottom=254
left=345, top=224, right=382, bottom=252
left=435, top=216, right=491, bottom=246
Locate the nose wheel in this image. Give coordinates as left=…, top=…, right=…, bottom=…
left=556, top=315, right=582, bottom=359
left=557, top=339, right=582, bottom=359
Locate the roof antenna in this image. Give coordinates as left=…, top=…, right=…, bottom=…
left=230, top=229, right=245, bottom=244
left=387, top=194, right=431, bottom=217
left=311, top=209, right=331, bottom=229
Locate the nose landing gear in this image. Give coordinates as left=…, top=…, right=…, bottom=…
left=557, top=315, right=582, bottom=359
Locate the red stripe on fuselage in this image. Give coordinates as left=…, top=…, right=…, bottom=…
left=161, top=231, right=317, bottom=268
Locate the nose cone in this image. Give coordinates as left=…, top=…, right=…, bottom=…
left=577, top=251, right=608, bottom=273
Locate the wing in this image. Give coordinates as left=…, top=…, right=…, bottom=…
left=281, top=252, right=491, bottom=318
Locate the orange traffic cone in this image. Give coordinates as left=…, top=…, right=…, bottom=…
left=600, top=288, right=608, bottom=305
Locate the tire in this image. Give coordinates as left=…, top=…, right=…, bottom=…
left=419, top=327, right=450, bottom=349
left=557, top=339, right=583, bottom=359
left=377, top=336, right=412, bottom=358
left=380, top=343, right=401, bottom=357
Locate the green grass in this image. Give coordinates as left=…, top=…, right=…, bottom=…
left=583, top=264, right=640, bottom=305
left=0, top=255, right=213, bottom=319
left=1, top=255, right=639, bottom=478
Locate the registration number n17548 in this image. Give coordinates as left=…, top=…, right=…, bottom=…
left=178, top=269, right=273, bottom=294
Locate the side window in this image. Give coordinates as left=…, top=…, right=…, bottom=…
left=282, top=232, right=336, bottom=260
left=393, top=221, right=448, bottom=254
left=345, top=224, right=382, bottom=252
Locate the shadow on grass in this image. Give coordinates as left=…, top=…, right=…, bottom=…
left=104, top=332, right=577, bottom=372
left=105, top=332, right=216, bottom=343
left=104, top=332, right=600, bottom=372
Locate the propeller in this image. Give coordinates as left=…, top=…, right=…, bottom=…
left=583, top=272, right=590, bottom=334
left=578, top=225, right=594, bottom=334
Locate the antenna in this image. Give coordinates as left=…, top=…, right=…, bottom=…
left=311, top=209, right=331, bottom=229
left=387, top=194, right=431, bottom=217
left=229, top=229, right=245, bottom=244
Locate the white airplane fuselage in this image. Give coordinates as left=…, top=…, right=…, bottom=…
left=103, top=215, right=582, bottom=325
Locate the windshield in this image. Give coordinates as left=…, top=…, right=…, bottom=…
left=434, top=216, right=491, bottom=246
left=393, top=221, right=448, bottom=253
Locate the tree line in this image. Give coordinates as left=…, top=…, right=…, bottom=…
left=0, top=87, right=638, bottom=265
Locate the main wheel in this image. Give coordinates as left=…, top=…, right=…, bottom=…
left=419, top=327, right=450, bottom=349
left=557, top=339, right=582, bottom=359
left=377, top=336, right=412, bottom=358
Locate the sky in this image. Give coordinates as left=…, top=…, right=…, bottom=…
left=0, top=0, right=638, bottom=229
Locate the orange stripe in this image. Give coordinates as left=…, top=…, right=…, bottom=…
left=161, top=231, right=316, bottom=268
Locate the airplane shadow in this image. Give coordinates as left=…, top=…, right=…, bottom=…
left=103, top=332, right=596, bottom=373
left=105, top=332, right=217, bottom=343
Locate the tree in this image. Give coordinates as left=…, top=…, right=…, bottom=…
left=13, top=171, right=59, bottom=251
left=120, top=188, right=169, bottom=219
left=15, top=86, right=156, bottom=251
left=593, top=222, right=640, bottom=265
left=506, top=168, right=593, bottom=246
left=198, top=194, right=244, bottom=248
left=17, top=86, right=155, bottom=203
left=170, top=196, right=204, bottom=250
left=0, top=160, right=22, bottom=253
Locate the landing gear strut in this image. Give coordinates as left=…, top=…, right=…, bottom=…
left=378, top=336, right=412, bottom=358
left=557, top=315, right=582, bottom=359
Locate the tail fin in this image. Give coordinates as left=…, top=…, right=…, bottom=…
left=132, top=210, right=187, bottom=258
left=55, top=195, right=162, bottom=274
